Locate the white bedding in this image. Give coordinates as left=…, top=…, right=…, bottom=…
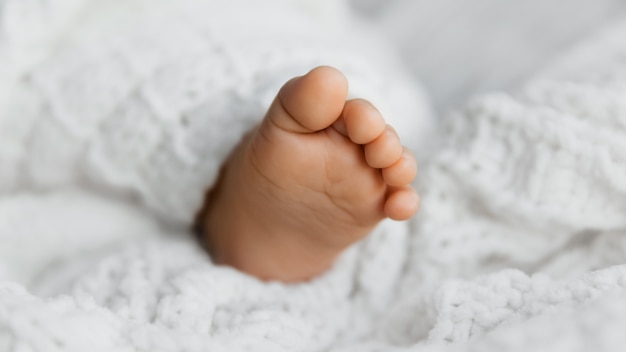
left=353, top=0, right=626, bottom=112
left=2, top=1, right=626, bottom=351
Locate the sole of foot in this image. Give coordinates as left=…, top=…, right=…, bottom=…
left=201, top=66, right=419, bottom=281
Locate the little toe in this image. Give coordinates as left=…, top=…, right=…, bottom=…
left=364, top=125, right=403, bottom=168
left=341, top=99, right=386, bottom=144
left=385, top=187, right=420, bottom=220
left=265, top=66, right=348, bottom=133
left=382, top=149, right=417, bottom=187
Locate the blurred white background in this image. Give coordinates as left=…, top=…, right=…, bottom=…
left=350, top=0, right=626, bottom=113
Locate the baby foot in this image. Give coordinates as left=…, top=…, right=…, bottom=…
left=200, top=66, right=419, bottom=281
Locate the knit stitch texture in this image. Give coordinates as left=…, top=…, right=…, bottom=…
left=2, top=1, right=626, bottom=351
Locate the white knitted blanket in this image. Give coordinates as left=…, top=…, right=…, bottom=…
left=2, top=1, right=626, bottom=351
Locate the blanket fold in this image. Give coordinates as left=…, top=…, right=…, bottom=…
left=2, top=2, right=626, bottom=351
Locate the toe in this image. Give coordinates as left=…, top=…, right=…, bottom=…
left=364, top=125, right=403, bottom=168
left=382, top=149, right=417, bottom=187
left=340, top=99, right=386, bottom=144
left=265, top=66, right=348, bottom=133
left=385, top=187, right=420, bottom=220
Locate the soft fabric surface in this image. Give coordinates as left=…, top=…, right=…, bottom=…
left=2, top=1, right=626, bottom=351
left=353, top=0, right=626, bottom=113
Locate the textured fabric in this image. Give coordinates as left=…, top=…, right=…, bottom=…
left=2, top=1, right=626, bottom=351
left=0, top=0, right=432, bottom=226
left=381, top=19, right=626, bottom=350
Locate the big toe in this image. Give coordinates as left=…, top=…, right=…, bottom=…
left=265, top=66, right=349, bottom=133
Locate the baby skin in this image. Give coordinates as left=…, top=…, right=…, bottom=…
left=200, top=66, right=419, bottom=282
